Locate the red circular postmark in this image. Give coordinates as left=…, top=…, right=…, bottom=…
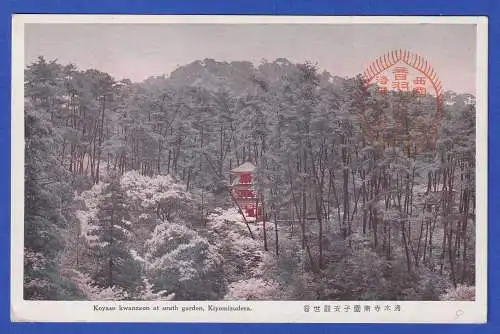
left=362, top=49, right=445, bottom=152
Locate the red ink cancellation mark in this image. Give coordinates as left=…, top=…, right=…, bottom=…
left=362, top=49, right=445, bottom=152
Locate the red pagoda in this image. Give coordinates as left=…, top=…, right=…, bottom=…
left=230, top=162, right=262, bottom=219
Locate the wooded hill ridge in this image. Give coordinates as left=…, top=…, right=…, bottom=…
left=24, top=56, right=476, bottom=301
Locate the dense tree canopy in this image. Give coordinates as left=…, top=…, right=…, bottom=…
left=24, top=56, right=476, bottom=301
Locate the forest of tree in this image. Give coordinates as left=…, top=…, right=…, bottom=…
left=24, top=56, right=476, bottom=301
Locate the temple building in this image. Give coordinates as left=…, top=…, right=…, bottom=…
left=230, top=162, right=262, bottom=219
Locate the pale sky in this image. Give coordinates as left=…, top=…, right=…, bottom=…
left=25, top=23, right=477, bottom=94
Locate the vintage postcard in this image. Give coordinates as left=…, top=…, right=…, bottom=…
left=11, top=15, right=487, bottom=323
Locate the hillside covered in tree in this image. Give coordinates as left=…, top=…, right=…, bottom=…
left=24, top=56, right=475, bottom=301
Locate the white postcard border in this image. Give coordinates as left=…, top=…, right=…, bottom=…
left=11, top=14, right=488, bottom=323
